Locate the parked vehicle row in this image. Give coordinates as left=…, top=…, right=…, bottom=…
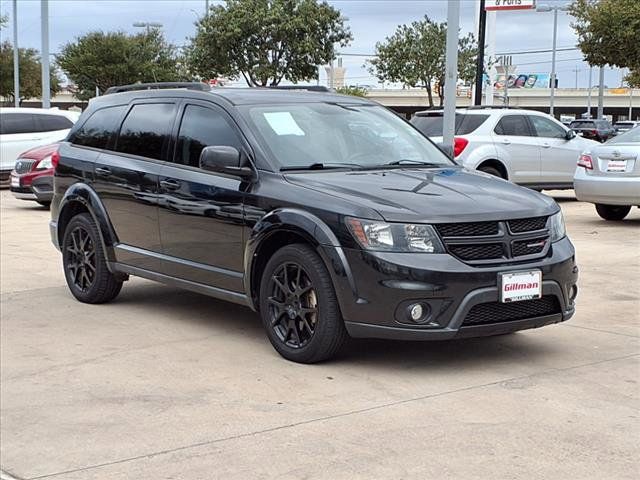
left=568, top=118, right=616, bottom=143
left=48, top=83, right=578, bottom=363
left=411, top=107, right=599, bottom=190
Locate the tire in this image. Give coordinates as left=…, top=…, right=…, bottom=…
left=259, top=243, right=348, bottom=363
left=62, top=213, right=123, bottom=303
left=595, top=204, right=631, bottom=221
left=37, top=201, right=51, bottom=209
left=478, top=165, right=504, bottom=179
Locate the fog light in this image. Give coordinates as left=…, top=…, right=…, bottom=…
left=410, top=304, right=424, bottom=321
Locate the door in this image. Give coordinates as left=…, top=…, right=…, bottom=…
left=92, top=101, right=177, bottom=271
left=528, top=114, right=577, bottom=185
left=492, top=114, right=540, bottom=184
left=157, top=102, right=247, bottom=292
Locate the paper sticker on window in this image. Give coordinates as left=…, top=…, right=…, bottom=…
left=263, top=112, right=305, bottom=136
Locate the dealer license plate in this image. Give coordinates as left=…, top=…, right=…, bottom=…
left=499, top=270, right=542, bottom=303
left=606, top=160, right=627, bottom=172
left=10, top=174, right=19, bottom=188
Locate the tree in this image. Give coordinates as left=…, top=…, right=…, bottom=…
left=56, top=29, right=187, bottom=101
left=187, top=0, right=352, bottom=86
left=368, top=16, right=476, bottom=107
left=0, top=14, right=7, bottom=29
left=625, top=70, right=640, bottom=88
left=0, top=42, right=61, bottom=104
left=569, top=0, right=640, bottom=71
left=335, top=85, right=367, bottom=97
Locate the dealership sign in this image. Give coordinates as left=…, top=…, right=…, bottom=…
left=485, top=0, right=536, bottom=11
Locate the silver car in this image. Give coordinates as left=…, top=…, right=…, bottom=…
left=574, top=127, right=640, bottom=221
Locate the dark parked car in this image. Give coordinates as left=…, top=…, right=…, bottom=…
left=50, top=83, right=578, bottom=363
left=10, top=142, right=59, bottom=207
left=568, top=119, right=615, bottom=143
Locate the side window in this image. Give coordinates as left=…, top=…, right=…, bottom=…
left=529, top=116, right=566, bottom=139
left=33, top=114, right=74, bottom=132
left=494, top=115, right=532, bottom=136
left=175, top=104, right=243, bottom=168
left=116, top=103, right=175, bottom=160
left=0, top=113, right=36, bottom=134
left=70, top=105, right=126, bottom=150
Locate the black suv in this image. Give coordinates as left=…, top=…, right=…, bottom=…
left=50, top=83, right=578, bottom=363
left=568, top=119, right=615, bottom=142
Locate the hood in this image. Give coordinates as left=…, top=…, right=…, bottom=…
left=285, top=167, right=557, bottom=223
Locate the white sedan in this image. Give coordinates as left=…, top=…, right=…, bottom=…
left=0, top=107, right=80, bottom=187
left=574, top=127, right=640, bottom=221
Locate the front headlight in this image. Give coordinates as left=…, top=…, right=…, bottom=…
left=346, top=217, right=445, bottom=253
left=548, top=211, right=566, bottom=242
left=35, top=155, right=53, bottom=170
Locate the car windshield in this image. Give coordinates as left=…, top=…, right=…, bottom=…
left=606, top=126, right=640, bottom=144
left=242, top=103, right=454, bottom=170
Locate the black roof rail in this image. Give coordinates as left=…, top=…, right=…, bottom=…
left=465, top=105, right=517, bottom=110
left=259, top=85, right=332, bottom=93
left=104, top=82, right=210, bottom=95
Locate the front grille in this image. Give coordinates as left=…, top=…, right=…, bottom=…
left=512, top=237, right=547, bottom=257
left=509, top=216, right=547, bottom=233
left=435, top=216, right=550, bottom=264
left=463, top=296, right=561, bottom=326
left=14, top=159, right=37, bottom=174
left=435, top=221, right=499, bottom=237
left=449, top=243, right=504, bottom=261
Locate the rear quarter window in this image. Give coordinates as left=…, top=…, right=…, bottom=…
left=0, top=113, right=36, bottom=135
left=411, top=114, right=489, bottom=136
left=33, top=114, right=74, bottom=132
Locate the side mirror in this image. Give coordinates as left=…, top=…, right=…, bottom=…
left=437, top=142, right=454, bottom=160
left=199, top=146, right=254, bottom=179
left=565, top=129, right=576, bottom=140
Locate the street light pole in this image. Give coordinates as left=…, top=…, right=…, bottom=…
left=442, top=0, right=460, bottom=152
left=41, top=0, right=51, bottom=109
left=586, top=65, right=592, bottom=118
left=12, top=0, right=19, bottom=107
left=536, top=4, right=568, bottom=118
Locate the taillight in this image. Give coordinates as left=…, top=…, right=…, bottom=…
left=453, top=137, right=469, bottom=157
left=51, top=150, right=61, bottom=170
left=577, top=153, right=593, bottom=170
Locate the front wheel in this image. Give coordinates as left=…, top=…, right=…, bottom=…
left=62, top=213, right=123, bottom=303
left=595, top=204, right=631, bottom=221
left=259, top=244, right=348, bottom=363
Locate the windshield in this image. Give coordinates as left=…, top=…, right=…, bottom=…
left=242, top=103, right=454, bottom=170
left=606, top=126, right=640, bottom=144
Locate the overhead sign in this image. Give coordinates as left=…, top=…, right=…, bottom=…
left=485, top=0, right=536, bottom=11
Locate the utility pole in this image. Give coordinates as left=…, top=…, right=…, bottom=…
left=572, top=66, right=579, bottom=89
left=12, top=0, right=19, bottom=107
left=473, top=0, right=486, bottom=106
left=484, top=10, right=496, bottom=105
left=205, top=0, right=209, bottom=16
left=597, top=66, right=604, bottom=119
left=41, top=0, right=51, bottom=109
left=586, top=66, right=592, bottom=118
left=442, top=0, right=460, bottom=151
left=536, top=4, right=568, bottom=117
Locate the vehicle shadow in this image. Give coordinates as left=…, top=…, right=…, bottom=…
left=113, top=281, right=560, bottom=369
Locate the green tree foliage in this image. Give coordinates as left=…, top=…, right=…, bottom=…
left=335, top=85, right=367, bottom=97
left=56, top=30, right=187, bottom=101
left=368, top=16, right=477, bottom=107
left=187, top=0, right=352, bottom=86
left=0, top=14, right=8, bottom=29
left=569, top=0, right=640, bottom=71
left=0, top=42, right=61, bottom=104
left=625, top=70, right=640, bottom=88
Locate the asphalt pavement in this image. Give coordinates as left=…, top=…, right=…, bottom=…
left=1, top=190, right=638, bottom=479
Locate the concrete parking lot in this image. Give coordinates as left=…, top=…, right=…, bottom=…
left=1, top=189, right=638, bottom=479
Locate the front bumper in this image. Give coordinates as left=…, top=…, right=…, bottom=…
left=574, top=170, right=640, bottom=206
left=323, top=236, right=578, bottom=340
left=9, top=171, right=54, bottom=203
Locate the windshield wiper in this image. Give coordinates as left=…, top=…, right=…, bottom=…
left=280, top=162, right=364, bottom=171
left=385, top=159, right=445, bottom=167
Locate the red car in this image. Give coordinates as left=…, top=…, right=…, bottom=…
left=10, top=143, right=59, bottom=208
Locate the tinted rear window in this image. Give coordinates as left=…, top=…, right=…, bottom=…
left=70, top=106, right=126, bottom=150
left=411, top=114, right=489, bottom=136
left=570, top=120, right=595, bottom=128
left=115, top=103, right=176, bottom=160
left=0, top=113, right=36, bottom=134
left=33, top=114, right=74, bottom=132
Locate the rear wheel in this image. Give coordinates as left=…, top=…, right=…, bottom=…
left=62, top=213, right=122, bottom=303
left=478, top=165, right=504, bottom=179
left=259, top=244, right=348, bottom=363
left=595, top=204, right=631, bottom=221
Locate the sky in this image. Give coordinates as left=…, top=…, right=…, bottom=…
left=0, top=0, right=628, bottom=89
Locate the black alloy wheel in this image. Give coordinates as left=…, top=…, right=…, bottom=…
left=267, top=261, right=318, bottom=349
left=66, top=225, right=96, bottom=293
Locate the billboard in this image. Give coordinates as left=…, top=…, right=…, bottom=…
left=485, top=0, right=536, bottom=11
left=484, top=73, right=551, bottom=89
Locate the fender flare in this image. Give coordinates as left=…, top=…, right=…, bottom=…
left=244, top=208, right=359, bottom=310
left=57, top=183, right=119, bottom=267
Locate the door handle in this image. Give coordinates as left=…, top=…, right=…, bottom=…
left=160, top=179, right=181, bottom=191
left=95, top=167, right=111, bottom=176
left=501, top=139, right=511, bottom=145
left=541, top=143, right=551, bottom=148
